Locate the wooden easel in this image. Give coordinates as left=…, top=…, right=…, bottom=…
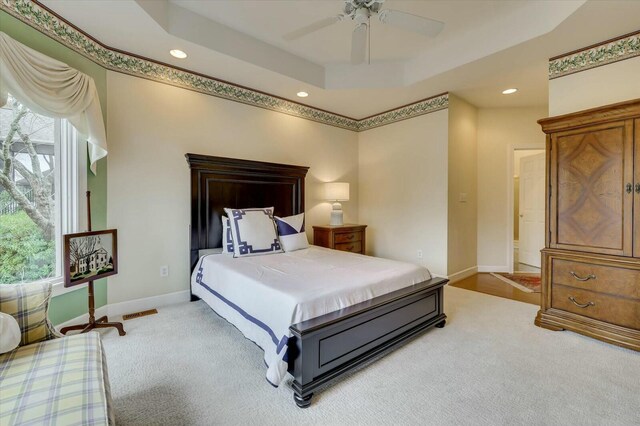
left=60, top=192, right=126, bottom=336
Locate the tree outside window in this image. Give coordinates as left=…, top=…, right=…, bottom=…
left=0, top=95, right=57, bottom=284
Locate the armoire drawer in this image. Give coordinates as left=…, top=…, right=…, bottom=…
left=551, top=285, right=640, bottom=330
left=551, top=258, right=640, bottom=300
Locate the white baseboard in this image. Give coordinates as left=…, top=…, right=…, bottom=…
left=107, top=290, right=190, bottom=318
left=55, top=290, right=190, bottom=330
left=477, top=265, right=510, bottom=273
left=446, top=266, right=478, bottom=283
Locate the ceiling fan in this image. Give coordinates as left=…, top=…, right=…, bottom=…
left=283, top=0, right=445, bottom=65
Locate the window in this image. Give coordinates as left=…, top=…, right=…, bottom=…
left=0, top=95, right=86, bottom=285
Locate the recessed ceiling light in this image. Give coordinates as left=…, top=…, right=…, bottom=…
left=297, top=91, right=309, bottom=98
left=502, top=88, right=518, bottom=95
left=170, top=49, right=187, bottom=59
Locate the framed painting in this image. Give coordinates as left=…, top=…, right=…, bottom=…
left=63, top=229, right=118, bottom=287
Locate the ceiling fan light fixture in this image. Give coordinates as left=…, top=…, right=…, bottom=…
left=296, top=91, right=309, bottom=98
left=283, top=0, right=445, bottom=64
left=170, top=49, right=187, bottom=59
left=502, top=88, right=518, bottom=95
left=354, top=6, right=371, bottom=24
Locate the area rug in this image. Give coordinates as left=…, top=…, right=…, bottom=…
left=490, top=272, right=541, bottom=293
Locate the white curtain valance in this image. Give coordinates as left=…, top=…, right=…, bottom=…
left=0, top=31, right=107, bottom=174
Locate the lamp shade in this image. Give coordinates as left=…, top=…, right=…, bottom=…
left=325, top=182, right=349, bottom=201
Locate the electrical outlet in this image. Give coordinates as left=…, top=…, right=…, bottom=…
left=160, top=265, right=169, bottom=277
left=417, top=250, right=423, bottom=259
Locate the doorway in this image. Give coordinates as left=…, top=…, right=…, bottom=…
left=513, top=149, right=545, bottom=272
left=450, top=145, right=546, bottom=305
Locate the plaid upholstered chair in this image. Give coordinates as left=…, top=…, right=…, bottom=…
left=0, top=281, right=115, bottom=425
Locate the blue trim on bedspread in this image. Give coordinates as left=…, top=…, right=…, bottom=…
left=195, top=265, right=290, bottom=363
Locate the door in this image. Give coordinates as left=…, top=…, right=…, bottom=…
left=519, top=153, right=546, bottom=267
left=550, top=120, right=634, bottom=256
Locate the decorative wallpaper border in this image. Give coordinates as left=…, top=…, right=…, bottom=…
left=0, top=0, right=448, bottom=132
left=357, top=94, right=448, bottom=131
left=549, top=30, right=640, bottom=80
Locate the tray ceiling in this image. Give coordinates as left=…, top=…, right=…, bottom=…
left=36, top=0, right=640, bottom=117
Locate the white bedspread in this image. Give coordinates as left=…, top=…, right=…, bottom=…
left=191, top=246, right=431, bottom=386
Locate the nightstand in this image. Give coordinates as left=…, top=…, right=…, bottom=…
left=312, top=224, right=367, bottom=255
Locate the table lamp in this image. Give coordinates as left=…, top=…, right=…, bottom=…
left=325, top=182, right=349, bottom=225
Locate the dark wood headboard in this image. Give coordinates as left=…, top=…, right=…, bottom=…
left=186, top=154, right=309, bottom=272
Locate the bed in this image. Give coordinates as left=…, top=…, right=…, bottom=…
left=186, top=154, right=448, bottom=407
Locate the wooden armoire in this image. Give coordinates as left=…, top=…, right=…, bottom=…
left=536, top=99, right=640, bottom=351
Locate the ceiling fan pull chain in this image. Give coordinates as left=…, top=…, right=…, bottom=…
left=368, top=16, right=371, bottom=65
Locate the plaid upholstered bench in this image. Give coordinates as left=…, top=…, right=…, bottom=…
left=0, top=282, right=114, bottom=426
left=0, top=332, right=114, bottom=425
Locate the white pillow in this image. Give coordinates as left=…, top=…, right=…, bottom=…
left=221, top=216, right=234, bottom=254
left=0, top=312, right=21, bottom=354
left=224, top=207, right=283, bottom=257
left=274, top=213, right=309, bottom=252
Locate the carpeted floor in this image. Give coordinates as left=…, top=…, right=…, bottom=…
left=99, top=287, right=639, bottom=425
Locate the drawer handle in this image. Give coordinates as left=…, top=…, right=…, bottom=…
left=570, top=271, right=596, bottom=282
left=345, top=234, right=354, bottom=240
left=568, top=296, right=595, bottom=309
left=346, top=245, right=354, bottom=251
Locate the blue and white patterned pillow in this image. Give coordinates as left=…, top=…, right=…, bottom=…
left=221, top=216, right=234, bottom=254
left=274, top=213, right=309, bottom=252
left=223, top=207, right=283, bottom=257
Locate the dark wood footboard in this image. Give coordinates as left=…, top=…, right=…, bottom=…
left=289, top=277, right=448, bottom=407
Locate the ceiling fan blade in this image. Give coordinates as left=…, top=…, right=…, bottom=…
left=351, top=23, right=368, bottom=65
left=378, top=9, right=444, bottom=37
left=283, top=15, right=343, bottom=41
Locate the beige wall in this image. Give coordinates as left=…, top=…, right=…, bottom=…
left=477, top=107, right=547, bottom=270
left=447, top=95, right=478, bottom=277
left=105, top=62, right=580, bottom=302
left=358, top=110, right=449, bottom=277
left=106, top=71, right=359, bottom=304
left=549, top=57, right=640, bottom=116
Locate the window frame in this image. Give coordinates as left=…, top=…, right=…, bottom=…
left=51, top=120, right=88, bottom=296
